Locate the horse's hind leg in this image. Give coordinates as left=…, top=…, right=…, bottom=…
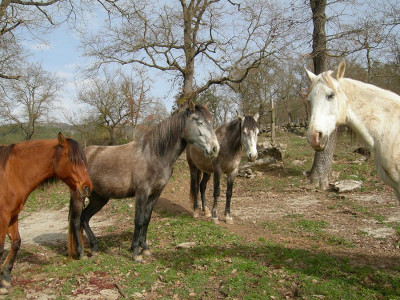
left=0, top=214, right=9, bottom=294
left=81, top=192, right=109, bottom=255
left=225, top=172, right=237, bottom=225
left=1, top=216, right=21, bottom=291
left=200, top=172, right=211, bottom=217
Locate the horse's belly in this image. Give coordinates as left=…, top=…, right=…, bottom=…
left=92, top=175, right=134, bottom=199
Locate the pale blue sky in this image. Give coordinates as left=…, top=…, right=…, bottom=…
left=25, top=13, right=176, bottom=122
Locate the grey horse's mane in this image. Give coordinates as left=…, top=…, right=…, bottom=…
left=141, top=104, right=212, bottom=157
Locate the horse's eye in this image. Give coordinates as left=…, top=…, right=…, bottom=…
left=327, top=92, right=335, bottom=100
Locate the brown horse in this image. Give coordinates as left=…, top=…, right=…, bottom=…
left=186, top=113, right=259, bottom=224
left=0, top=133, right=92, bottom=294
left=68, top=100, right=220, bottom=262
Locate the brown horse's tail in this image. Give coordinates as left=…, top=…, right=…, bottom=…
left=189, top=169, right=201, bottom=204
left=67, top=191, right=84, bottom=259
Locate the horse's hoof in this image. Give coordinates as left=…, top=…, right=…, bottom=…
left=226, top=217, right=234, bottom=225
left=0, top=288, right=8, bottom=295
left=212, top=217, right=219, bottom=224
left=134, top=255, right=144, bottom=263
left=193, top=210, right=199, bottom=219
left=0, top=280, right=10, bottom=288
left=142, top=249, right=152, bottom=257
left=204, top=207, right=212, bottom=218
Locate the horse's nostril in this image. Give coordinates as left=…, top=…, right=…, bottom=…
left=212, top=146, right=217, bottom=153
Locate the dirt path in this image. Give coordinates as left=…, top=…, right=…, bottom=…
left=18, top=206, right=116, bottom=247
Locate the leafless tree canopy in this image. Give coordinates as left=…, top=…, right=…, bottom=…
left=0, top=63, right=63, bottom=139
left=82, top=0, right=305, bottom=104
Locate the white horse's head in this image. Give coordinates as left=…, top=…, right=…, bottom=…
left=238, top=112, right=259, bottom=162
left=305, top=60, right=348, bottom=151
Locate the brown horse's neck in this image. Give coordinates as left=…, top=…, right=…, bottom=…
left=9, top=139, right=58, bottom=197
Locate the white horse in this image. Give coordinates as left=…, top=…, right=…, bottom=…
left=306, top=60, right=400, bottom=200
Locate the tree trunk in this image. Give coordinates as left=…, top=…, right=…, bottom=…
left=308, top=0, right=337, bottom=190
left=181, top=2, right=195, bottom=103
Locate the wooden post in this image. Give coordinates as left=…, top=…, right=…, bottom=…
left=271, top=99, right=276, bottom=144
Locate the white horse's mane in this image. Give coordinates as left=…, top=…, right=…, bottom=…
left=315, top=69, right=400, bottom=105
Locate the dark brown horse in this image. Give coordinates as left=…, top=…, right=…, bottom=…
left=186, top=113, right=259, bottom=224
left=68, top=100, right=220, bottom=262
left=0, top=133, right=92, bottom=294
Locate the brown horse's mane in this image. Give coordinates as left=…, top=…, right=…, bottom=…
left=223, top=116, right=258, bottom=147
left=0, top=144, right=15, bottom=169
left=243, top=116, right=258, bottom=131
left=141, top=104, right=212, bottom=157
left=56, top=138, right=88, bottom=167
left=0, top=137, right=87, bottom=170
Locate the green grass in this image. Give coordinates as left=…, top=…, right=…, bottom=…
left=24, top=182, right=70, bottom=212
left=7, top=131, right=400, bottom=299
left=9, top=212, right=400, bottom=299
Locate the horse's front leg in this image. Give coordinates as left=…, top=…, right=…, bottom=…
left=211, top=170, right=222, bottom=224
left=139, top=193, right=161, bottom=259
left=0, top=216, right=21, bottom=293
left=131, top=192, right=149, bottom=263
left=225, top=171, right=237, bottom=225
left=200, top=172, right=211, bottom=217
left=189, top=165, right=201, bottom=218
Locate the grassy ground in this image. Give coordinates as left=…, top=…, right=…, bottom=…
left=4, top=131, right=400, bottom=299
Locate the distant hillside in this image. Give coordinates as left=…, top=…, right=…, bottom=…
left=0, top=122, right=78, bottom=144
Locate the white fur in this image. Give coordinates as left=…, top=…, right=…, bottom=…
left=306, top=60, right=400, bottom=200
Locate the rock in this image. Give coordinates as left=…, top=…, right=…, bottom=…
left=176, top=242, right=196, bottom=249
left=257, top=142, right=286, bottom=161
left=239, top=158, right=277, bottom=171
left=292, top=159, right=306, bottom=166
left=330, top=180, right=363, bottom=193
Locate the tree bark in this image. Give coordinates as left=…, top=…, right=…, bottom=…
left=308, top=0, right=337, bottom=190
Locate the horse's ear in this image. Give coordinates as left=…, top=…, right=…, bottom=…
left=236, top=110, right=244, bottom=124
left=188, top=99, right=196, bottom=112
left=58, top=132, right=67, bottom=146
left=253, top=112, right=259, bottom=122
left=204, top=101, right=209, bottom=109
left=305, top=68, right=317, bottom=83
left=334, top=60, right=346, bottom=80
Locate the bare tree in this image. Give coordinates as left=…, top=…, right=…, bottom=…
left=307, top=0, right=337, bottom=190
left=0, top=0, right=87, bottom=81
left=76, top=70, right=133, bottom=145
left=197, top=85, right=237, bottom=127
left=82, top=0, right=300, bottom=105
left=0, top=63, right=63, bottom=139
left=120, top=69, right=154, bottom=139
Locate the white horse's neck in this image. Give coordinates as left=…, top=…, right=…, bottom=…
left=342, top=78, right=400, bottom=150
